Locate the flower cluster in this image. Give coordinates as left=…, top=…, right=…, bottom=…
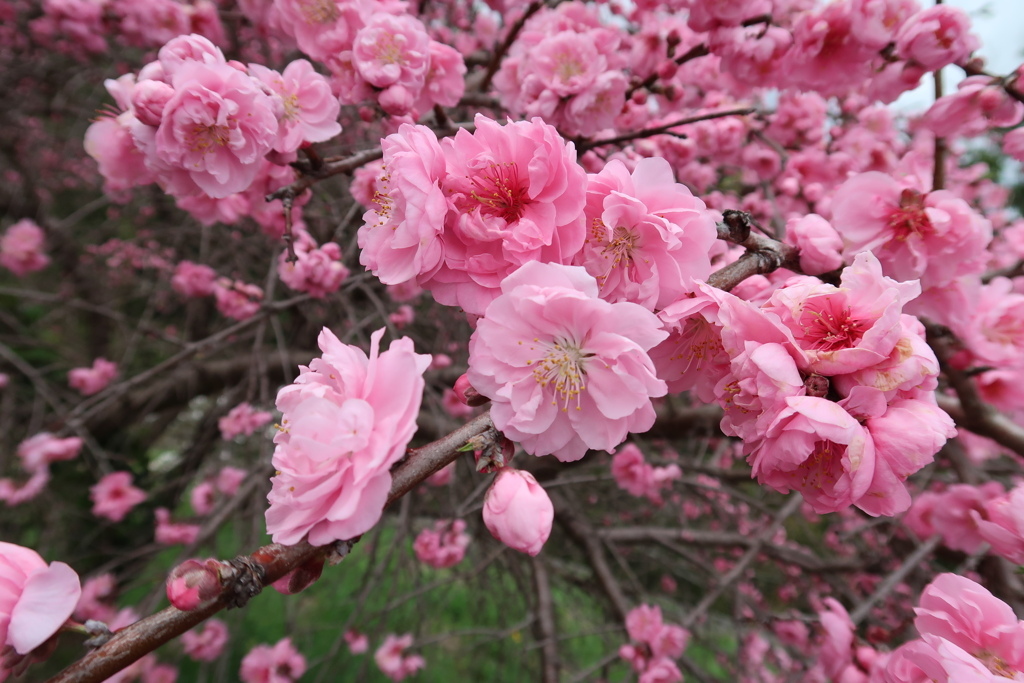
left=374, top=633, right=425, bottom=682
left=0, top=433, right=82, bottom=506
left=619, top=604, right=689, bottom=683
left=240, top=637, right=307, bottom=683
left=412, top=519, right=471, bottom=569
left=610, top=444, right=682, bottom=505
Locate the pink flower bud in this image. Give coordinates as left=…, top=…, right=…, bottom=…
left=453, top=374, right=488, bottom=407
left=131, top=80, right=175, bottom=127
left=166, top=559, right=223, bottom=611
left=482, top=469, right=553, bottom=556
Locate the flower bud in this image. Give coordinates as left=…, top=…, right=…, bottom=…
left=131, top=80, right=175, bottom=127
left=482, top=469, right=553, bottom=556
left=166, top=558, right=223, bottom=611
left=454, top=374, right=489, bottom=407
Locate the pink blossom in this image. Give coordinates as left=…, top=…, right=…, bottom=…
left=171, top=261, right=217, bottom=298
left=959, top=277, right=1024, bottom=368
left=482, top=469, right=553, bottom=556
left=213, top=278, right=263, bottom=320
left=784, top=214, right=844, bottom=275
left=441, top=388, right=474, bottom=418
left=190, top=481, right=217, bottom=515
left=165, top=558, right=223, bottom=611
left=17, top=433, right=82, bottom=473
left=413, top=41, right=466, bottom=113
left=352, top=14, right=430, bottom=112
left=90, top=472, right=147, bottom=523
left=973, top=485, right=1024, bottom=564
left=181, top=618, right=229, bottom=662
left=575, top=157, right=715, bottom=310
left=266, top=327, right=430, bottom=546
left=154, top=508, right=201, bottom=545
left=154, top=58, right=279, bottom=198
left=218, top=402, right=273, bottom=440
left=278, top=234, right=349, bottom=299
left=610, top=444, right=681, bottom=505
left=248, top=59, right=340, bottom=154
left=1004, top=127, right=1024, bottom=163
left=374, top=634, right=425, bottom=682
left=344, top=630, right=369, bottom=655
left=830, top=172, right=992, bottom=289
left=923, top=76, right=1023, bottom=139
left=850, top=0, right=921, bottom=50
left=779, top=2, right=877, bottom=97
left=0, top=219, right=50, bottom=276
left=905, top=483, right=1004, bottom=553
left=388, top=304, right=415, bottom=329
left=431, top=116, right=588, bottom=316
left=620, top=604, right=689, bottom=678
left=215, top=466, right=247, bottom=497
left=358, top=124, right=447, bottom=286
left=413, top=519, right=471, bottom=569
left=467, top=262, right=667, bottom=461
left=68, top=358, right=118, bottom=396
left=240, top=637, right=307, bottom=683
left=425, top=462, right=455, bottom=487
left=0, top=542, right=81, bottom=657
left=74, top=573, right=117, bottom=623
left=895, top=5, right=979, bottom=71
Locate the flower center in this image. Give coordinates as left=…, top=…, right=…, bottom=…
left=470, top=162, right=528, bottom=223
left=187, top=123, right=229, bottom=154
left=282, top=93, right=301, bottom=120
left=554, top=52, right=586, bottom=82
left=527, top=337, right=591, bottom=411
left=798, top=297, right=866, bottom=352
left=590, top=219, right=644, bottom=286
left=887, top=188, right=932, bottom=241
left=374, top=32, right=407, bottom=65
left=300, top=0, right=338, bottom=25
left=790, top=439, right=844, bottom=490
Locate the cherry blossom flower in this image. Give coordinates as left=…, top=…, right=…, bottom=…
left=1, top=219, right=50, bottom=277
left=154, top=508, right=200, bottom=545
left=215, top=466, right=247, bottom=497
left=0, top=541, right=81, bottom=658
left=266, top=327, right=430, bottom=546
left=166, top=558, right=223, bottom=611
left=90, top=472, right=147, bottom=523
left=181, top=618, right=228, bottom=662
left=74, top=573, right=117, bottom=623
left=895, top=5, right=979, bottom=71
left=467, top=262, right=667, bottom=461
left=68, top=358, right=118, bottom=396
left=482, top=469, right=553, bottom=556
left=610, top=444, right=681, bottom=505
left=374, top=633, right=425, bottom=682
left=218, top=402, right=273, bottom=440
left=213, top=278, right=263, bottom=320
left=619, top=604, right=689, bottom=681
left=190, top=481, right=217, bottom=515
left=345, top=630, right=369, bottom=655
left=784, top=214, right=844, bottom=276
left=240, top=637, right=307, bottom=683
left=277, top=233, right=349, bottom=299
left=413, top=519, right=471, bottom=569
left=248, top=59, right=340, bottom=154
left=170, top=261, right=217, bottom=298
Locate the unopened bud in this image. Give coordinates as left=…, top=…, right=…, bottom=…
left=454, top=374, right=489, bottom=407
left=166, top=559, right=224, bottom=611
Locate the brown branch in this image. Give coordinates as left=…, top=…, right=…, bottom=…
left=707, top=219, right=801, bottom=291
left=531, top=558, right=560, bottom=683
left=578, top=107, right=758, bottom=152
left=624, top=43, right=711, bottom=100
left=265, top=147, right=385, bottom=205
left=849, top=535, right=941, bottom=625
left=479, top=1, right=544, bottom=92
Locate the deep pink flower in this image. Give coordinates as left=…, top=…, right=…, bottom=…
left=483, top=469, right=553, bottom=557
left=240, top=637, right=307, bottom=683
left=374, top=634, right=425, bottom=682
left=218, top=402, right=273, bottom=440
left=0, top=542, right=81, bottom=657
left=277, top=232, right=349, bottom=298
left=248, top=59, right=341, bottom=154
left=345, top=630, right=369, bottom=655
left=467, top=262, right=667, bottom=461
left=895, top=5, right=979, bottom=70
left=171, top=261, right=217, bottom=298
left=575, top=157, right=716, bottom=310
left=68, top=358, right=118, bottom=396
left=213, top=278, right=263, bottom=320
left=90, top=472, right=147, bottom=523
left=17, top=433, right=82, bottom=473
left=181, top=618, right=229, bottom=662
left=154, top=58, right=279, bottom=198
left=412, top=519, right=471, bottom=569
left=266, top=327, right=430, bottom=545
left=0, top=219, right=50, bottom=277
left=166, top=558, right=223, bottom=611
left=610, top=444, right=681, bottom=505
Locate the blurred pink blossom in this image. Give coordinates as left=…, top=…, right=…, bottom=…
left=240, top=637, right=307, bottom=683
left=68, top=358, right=118, bottom=396
left=413, top=519, right=470, bottom=569
left=181, top=618, right=228, bottom=662
left=90, top=472, right=147, bottom=523
left=374, top=634, right=425, bottom=682
left=0, top=219, right=50, bottom=276
left=218, top=402, right=273, bottom=440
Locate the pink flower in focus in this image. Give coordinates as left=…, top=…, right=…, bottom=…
left=784, top=214, right=844, bottom=275
left=482, top=469, right=554, bottom=556
left=374, top=634, right=425, bottom=682
left=90, top=472, right=147, bottom=523
left=171, top=261, right=217, bottom=298
left=154, top=508, right=201, bottom=545
left=266, top=328, right=430, bottom=546
left=181, top=618, right=228, bottom=662
left=213, top=278, right=263, bottom=320
left=240, top=637, right=307, bottom=683
left=0, top=219, right=50, bottom=277
left=0, top=542, right=81, bottom=657
left=154, top=58, right=279, bottom=198
left=576, top=157, right=716, bottom=310
left=218, top=402, right=273, bottom=440
left=895, top=5, right=978, bottom=70
left=413, top=519, right=471, bottom=569
left=467, top=262, right=667, bottom=461
left=344, top=630, right=369, bottom=655
left=68, top=358, right=118, bottom=396
left=166, top=558, right=223, bottom=611
left=248, top=59, right=340, bottom=154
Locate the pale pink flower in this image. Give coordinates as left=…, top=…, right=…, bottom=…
left=610, top=444, right=681, bottom=505
left=90, top=472, right=147, bottom=523
left=784, top=214, right=844, bottom=276
left=31, top=0, right=108, bottom=55
left=482, top=469, right=553, bottom=556
left=68, top=358, right=118, bottom=396
left=352, top=14, right=430, bottom=89
left=685, top=0, right=771, bottom=32
left=344, top=630, right=369, bottom=655
left=973, top=485, right=1024, bottom=565
left=266, top=327, right=430, bottom=546
left=274, top=0, right=365, bottom=64
left=467, top=263, right=667, bottom=461
left=154, top=59, right=279, bottom=198
left=215, top=466, right=247, bottom=497
left=0, top=542, right=81, bottom=658
left=374, top=634, right=425, bottom=682
left=575, top=157, right=715, bottom=310
left=240, top=637, right=307, bottom=683
left=248, top=59, right=340, bottom=154
left=830, top=172, right=992, bottom=289
left=0, top=219, right=50, bottom=277
left=154, top=508, right=201, bottom=545
left=171, top=261, right=217, bottom=298
left=413, top=519, right=471, bottom=569
left=620, top=604, right=689, bottom=678
left=923, top=76, right=1023, bottom=139
left=913, top=482, right=1005, bottom=553
left=113, top=0, right=191, bottom=49
left=17, top=433, right=82, bottom=474
left=181, top=618, right=229, bottom=662
left=850, top=0, right=921, bottom=50
left=218, top=402, right=273, bottom=440
left=959, top=277, right=1024, bottom=368
left=388, top=304, right=415, bottom=329
left=190, top=481, right=217, bottom=515
left=779, top=2, right=876, bottom=96
left=638, top=658, right=683, bottom=683
left=358, top=124, right=447, bottom=286
left=278, top=234, right=349, bottom=299
left=412, top=41, right=466, bottom=113
left=431, top=115, right=588, bottom=316
left=1004, top=128, right=1024, bottom=163
left=817, top=597, right=858, bottom=681
left=895, top=5, right=979, bottom=70
left=213, top=278, right=263, bottom=320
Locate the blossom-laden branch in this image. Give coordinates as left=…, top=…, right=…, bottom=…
left=577, top=107, right=758, bottom=152
left=47, top=411, right=494, bottom=683
left=708, top=211, right=801, bottom=291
